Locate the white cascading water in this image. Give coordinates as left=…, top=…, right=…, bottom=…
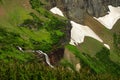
left=17, top=46, right=54, bottom=68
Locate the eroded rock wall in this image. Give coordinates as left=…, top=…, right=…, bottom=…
left=49, top=0, right=120, bottom=23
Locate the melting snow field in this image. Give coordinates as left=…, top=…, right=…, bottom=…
left=95, top=5, right=120, bottom=29
left=50, top=7, right=111, bottom=49
left=50, top=7, right=64, bottom=17
left=70, top=21, right=103, bottom=45
left=104, top=44, right=110, bottom=49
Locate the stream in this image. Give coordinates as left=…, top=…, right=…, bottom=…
left=17, top=46, right=54, bottom=68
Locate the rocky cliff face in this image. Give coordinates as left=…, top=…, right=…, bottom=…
left=49, top=0, right=120, bottom=23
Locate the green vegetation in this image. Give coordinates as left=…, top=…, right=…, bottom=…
left=96, top=47, right=120, bottom=75
left=113, top=33, right=120, bottom=50
left=0, top=0, right=4, bottom=4
left=30, top=0, right=44, bottom=9
left=66, top=44, right=120, bottom=75
left=60, top=59, right=75, bottom=70
left=0, top=0, right=1, bottom=2
left=78, top=37, right=103, bottom=57
left=0, top=62, right=119, bottom=80
left=0, top=0, right=120, bottom=79
left=66, top=45, right=106, bottom=73
left=0, top=0, right=67, bottom=62
left=84, top=14, right=120, bottom=64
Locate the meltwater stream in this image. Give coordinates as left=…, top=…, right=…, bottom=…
left=17, top=46, right=54, bottom=68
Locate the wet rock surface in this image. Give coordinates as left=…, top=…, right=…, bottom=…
left=48, top=48, right=64, bottom=65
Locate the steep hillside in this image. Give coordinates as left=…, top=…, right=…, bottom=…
left=0, top=0, right=68, bottom=63
left=84, top=14, right=120, bottom=64
left=0, top=0, right=120, bottom=79
left=48, top=0, right=120, bottom=76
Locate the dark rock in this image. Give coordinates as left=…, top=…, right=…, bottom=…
left=48, top=48, right=64, bottom=66
left=48, top=0, right=120, bottom=23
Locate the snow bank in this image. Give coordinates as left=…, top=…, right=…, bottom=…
left=76, top=63, right=81, bottom=72
left=50, top=7, right=64, bottom=17
left=70, top=21, right=103, bottom=45
left=94, top=5, right=120, bottom=29
left=50, top=7, right=111, bottom=49
left=104, top=44, right=110, bottom=49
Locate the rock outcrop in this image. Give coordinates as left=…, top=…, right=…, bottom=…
left=49, top=0, right=120, bottom=23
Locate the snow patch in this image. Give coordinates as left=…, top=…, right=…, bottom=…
left=50, top=7, right=64, bottom=17
left=76, top=63, right=81, bottom=72
left=104, top=44, right=110, bottom=49
left=70, top=21, right=103, bottom=45
left=94, top=5, right=120, bottom=29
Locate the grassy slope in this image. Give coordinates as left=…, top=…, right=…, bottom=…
left=0, top=0, right=35, bottom=62
left=0, top=0, right=67, bottom=62
left=110, top=19, right=120, bottom=63
left=66, top=44, right=120, bottom=75
left=66, top=44, right=106, bottom=73
left=77, top=37, right=103, bottom=57
left=83, top=14, right=120, bottom=64
left=0, top=0, right=120, bottom=75
left=111, top=19, right=120, bottom=34
left=84, top=14, right=113, bottom=47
